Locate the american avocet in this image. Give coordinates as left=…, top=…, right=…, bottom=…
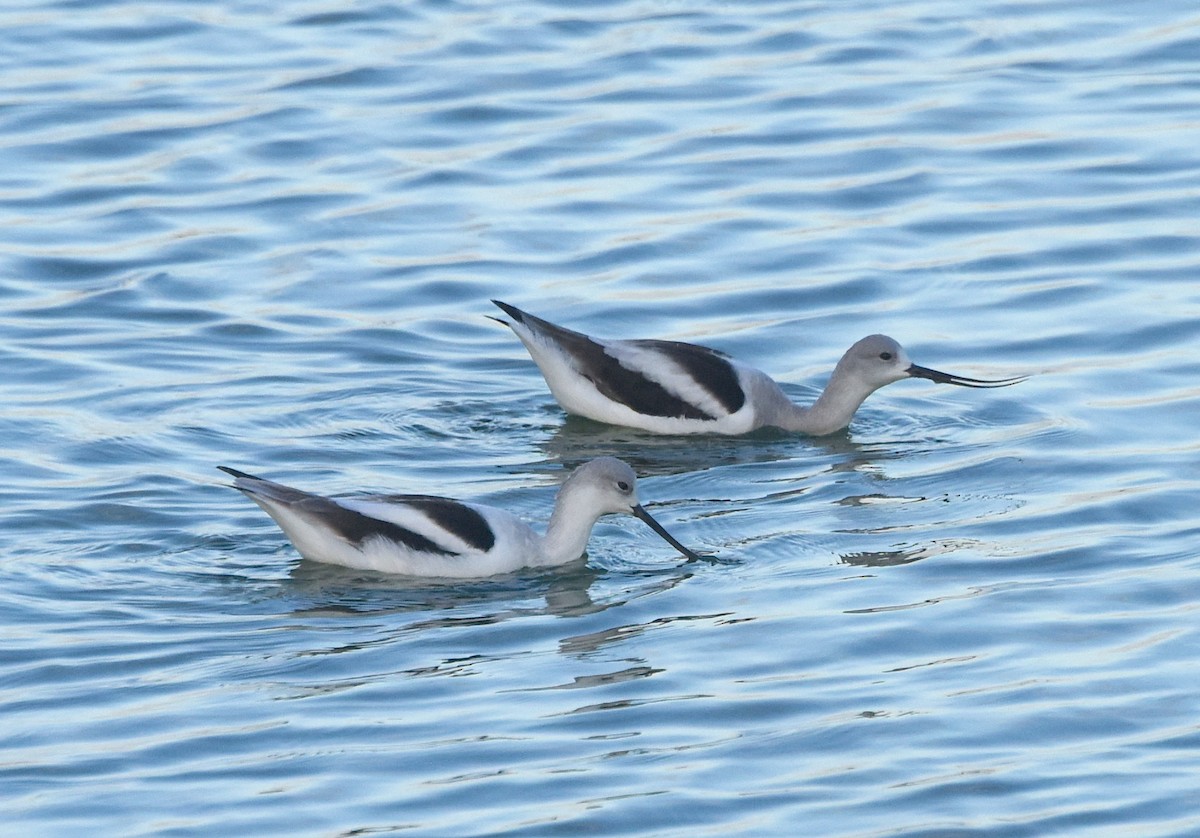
left=492, top=300, right=1025, bottom=436
left=218, top=458, right=699, bottom=577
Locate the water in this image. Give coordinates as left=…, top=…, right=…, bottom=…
left=2, top=0, right=1199, bottom=835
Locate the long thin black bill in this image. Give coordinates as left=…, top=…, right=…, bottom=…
left=907, top=364, right=1027, bottom=389
left=632, top=504, right=702, bottom=561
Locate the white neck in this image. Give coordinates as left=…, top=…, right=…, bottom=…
left=754, top=370, right=878, bottom=435
left=539, top=491, right=603, bottom=566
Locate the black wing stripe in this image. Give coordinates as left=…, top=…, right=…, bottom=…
left=634, top=339, right=746, bottom=415
left=578, top=335, right=714, bottom=420
left=374, top=495, right=496, bottom=552
left=300, top=497, right=457, bottom=556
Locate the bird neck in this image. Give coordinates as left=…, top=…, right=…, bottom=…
left=540, top=492, right=601, bottom=566
left=778, top=374, right=875, bottom=435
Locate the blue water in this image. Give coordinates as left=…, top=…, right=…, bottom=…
left=3, top=1, right=1200, bottom=835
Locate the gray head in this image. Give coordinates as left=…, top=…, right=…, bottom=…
left=562, top=457, right=700, bottom=560
left=840, top=334, right=1027, bottom=391
left=835, top=335, right=916, bottom=391
left=562, top=457, right=643, bottom=515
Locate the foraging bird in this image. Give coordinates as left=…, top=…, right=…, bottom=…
left=492, top=300, right=1025, bottom=436
left=219, top=458, right=699, bottom=577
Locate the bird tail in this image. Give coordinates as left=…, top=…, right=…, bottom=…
left=217, top=466, right=312, bottom=505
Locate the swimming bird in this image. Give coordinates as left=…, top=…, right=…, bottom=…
left=491, top=300, right=1025, bottom=436
left=218, top=458, right=700, bottom=577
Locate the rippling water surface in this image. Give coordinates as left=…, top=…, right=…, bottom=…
left=3, top=1, right=1200, bottom=835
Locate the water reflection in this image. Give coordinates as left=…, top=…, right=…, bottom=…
left=838, top=542, right=946, bottom=567
left=844, top=585, right=991, bottom=615
left=536, top=413, right=928, bottom=477
left=560, top=609, right=732, bottom=657
left=281, top=558, right=603, bottom=620
left=505, top=665, right=664, bottom=692
left=275, top=553, right=702, bottom=633
left=536, top=415, right=802, bottom=476
left=243, top=554, right=711, bottom=705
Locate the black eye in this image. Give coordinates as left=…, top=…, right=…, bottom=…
left=879, top=351, right=893, bottom=361
left=617, top=480, right=631, bottom=492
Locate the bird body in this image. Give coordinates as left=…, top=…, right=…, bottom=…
left=220, top=457, right=698, bottom=577
left=492, top=300, right=1024, bottom=435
